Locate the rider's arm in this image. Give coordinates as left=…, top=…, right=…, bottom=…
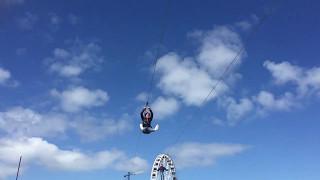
left=149, top=108, right=153, bottom=119
left=140, top=108, right=145, bottom=119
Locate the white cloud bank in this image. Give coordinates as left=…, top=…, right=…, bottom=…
left=51, top=86, right=109, bottom=112
left=166, top=142, right=248, bottom=168
left=0, top=137, right=148, bottom=179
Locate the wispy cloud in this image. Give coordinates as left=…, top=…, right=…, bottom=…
left=0, top=67, right=18, bottom=87
left=235, top=14, right=259, bottom=31
left=166, top=142, right=249, bottom=168
left=254, top=91, right=296, bottom=112
left=218, top=97, right=254, bottom=126
left=17, top=12, right=37, bottom=30
left=46, top=40, right=104, bottom=79
left=264, top=60, right=320, bottom=96
left=51, top=86, right=109, bottom=113
left=0, top=68, right=11, bottom=85
left=196, top=26, right=244, bottom=77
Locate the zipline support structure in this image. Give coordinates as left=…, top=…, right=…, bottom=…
left=124, top=172, right=138, bottom=180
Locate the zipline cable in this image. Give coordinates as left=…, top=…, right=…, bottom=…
left=15, top=156, right=22, bottom=180
left=145, top=0, right=173, bottom=105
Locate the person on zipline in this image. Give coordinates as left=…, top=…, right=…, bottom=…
left=140, top=103, right=153, bottom=128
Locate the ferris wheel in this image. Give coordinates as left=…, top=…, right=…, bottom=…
left=150, top=154, right=177, bottom=180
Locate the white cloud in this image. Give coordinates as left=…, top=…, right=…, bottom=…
left=197, top=26, right=244, bottom=77
left=216, top=91, right=296, bottom=126
left=46, top=41, right=104, bottom=78
left=166, top=142, right=248, bottom=168
left=156, top=53, right=228, bottom=106
left=235, top=14, right=259, bottom=31
left=0, top=163, right=17, bottom=180
left=0, top=107, right=67, bottom=138
left=151, top=96, right=179, bottom=120
left=305, top=67, right=320, bottom=94
left=235, top=21, right=252, bottom=31
left=0, top=67, right=18, bottom=87
left=219, top=97, right=254, bottom=126
left=17, top=12, right=37, bottom=30
left=264, top=60, right=320, bottom=96
left=264, top=61, right=320, bottom=98
left=156, top=26, right=244, bottom=106
left=51, top=86, right=109, bottom=112
left=264, top=60, right=302, bottom=84
left=0, top=137, right=148, bottom=179
left=254, top=90, right=295, bottom=111
left=0, top=67, right=11, bottom=85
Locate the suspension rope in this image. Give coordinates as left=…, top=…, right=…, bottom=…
left=133, top=0, right=174, bottom=159
left=145, top=0, right=173, bottom=105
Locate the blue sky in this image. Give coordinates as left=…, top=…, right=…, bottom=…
left=0, top=0, right=320, bottom=180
